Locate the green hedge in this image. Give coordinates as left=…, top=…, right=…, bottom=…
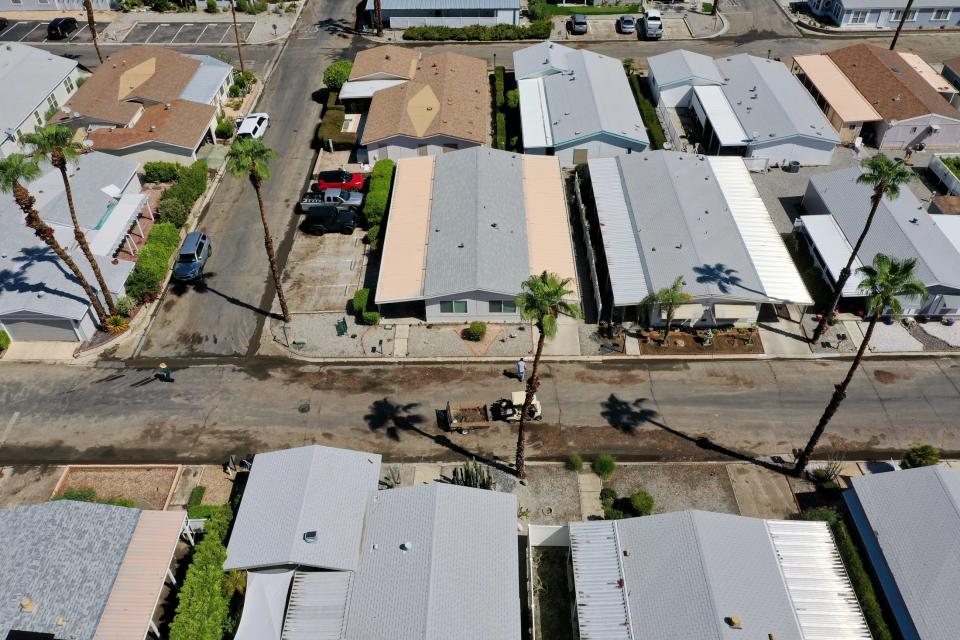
left=366, top=223, right=381, bottom=252
left=629, top=75, right=666, bottom=150
left=403, top=21, right=551, bottom=41
left=125, top=222, right=181, bottom=304
left=943, top=155, right=960, bottom=178
left=157, top=197, right=190, bottom=228
left=169, top=504, right=234, bottom=640
left=0, top=330, right=9, bottom=352
left=798, top=508, right=894, bottom=640
left=530, top=0, right=640, bottom=15
left=144, top=161, right=183, bottom=183
left=316, top=107, right=357, bottom=151
left=494, top=66, right=505, bottom=109
left=323, top=60, right=352, bottom=92
left=364, top=159, right=395, bottom=227
left=351, top=288, right=380, bottom=325
left=158, top=161, right=208, bottom=223
left=52, top=487, right=135, bottom=508
left=187, top=485, right=206, bottom=508
left=496, top=112, right=507, bottom=150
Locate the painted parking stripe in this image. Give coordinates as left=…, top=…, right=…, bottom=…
left=219, top=23, right=235, bottom=43
left=20, top=22, right=43, bottom=42
left=196, top=23, right=211, bottom=43
left=170, top=23, right=188, bottom=42
left=69, top=24, right=89, bottom=41
left=143, top=24, right=162, bottom=43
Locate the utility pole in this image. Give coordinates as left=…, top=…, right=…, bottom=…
left=228, top=0, right=246, bottom=73
left=889, top=0, right=915, bottom=51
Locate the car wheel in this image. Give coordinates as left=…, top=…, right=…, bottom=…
left=459, top=428, right=470, bottom=435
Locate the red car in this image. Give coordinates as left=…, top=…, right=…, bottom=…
left=314, top=170, right=365, bottom=193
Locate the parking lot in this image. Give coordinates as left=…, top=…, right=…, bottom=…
left=551, top=15, right=692, bottom=40
left=284, top=225, right=368, bottom=313
left=0, top=20, right=109, bottom=43
left=123, top=21, right=253, bottom=44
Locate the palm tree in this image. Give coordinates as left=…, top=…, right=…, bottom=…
left=226, top=137, right=290, bottom=322
left=0, top=154, right=108, bottom=326
left=83, top=0, right=103, bottom=65
left=375, top=0, right=384, bottom=37
left=794, top=254, right=926, bottom=475
left=514, top=271, right=581, bottom=478
left=645, top=276, right=692, bottom=344
left=811, top=154, right=913, bottom=342
left=25, top=125, right=117, bottom=316
left=227, top=0, right=246, bottom=74
left=223, top=569, right=246, bottom=598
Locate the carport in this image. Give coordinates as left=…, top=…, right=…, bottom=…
left=690, top=85, right=748, bottom=156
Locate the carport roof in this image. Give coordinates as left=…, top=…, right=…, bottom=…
left=87, top=99, right=215, bottom=151
left=792, top=54, right=881, bottom=124
left=0, top=43, right=77, bottom=140
left=364, top=0, right=518, bottom=9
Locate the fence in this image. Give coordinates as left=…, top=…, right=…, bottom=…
left=573, top=172, right=603, bottom=322
left=930, top=153, right=960, bottom=195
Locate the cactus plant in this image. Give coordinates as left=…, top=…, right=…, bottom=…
left=451, top=459, right=493, bottom=490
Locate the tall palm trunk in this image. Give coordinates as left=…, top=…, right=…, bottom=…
left=228, top=0, right=246, bottom=73
left=516, top=320, right=547, bottom=479
left=53, top=151, right=117, bottom=315
left=662, top=306, right=675, bottom=344
left=889, top=0, right=915, bottom=51
left=375, top=0, right=384, bottom=37
left=711, top=0, right=719, bottom=16
left=83, top=0, right=103, bottom=65
left=13, top=181, right=108, bottom=326
left=812, top=188, right=884, bottom=341
left=795, top=312, right=879, bottom=475
left=252, top=177, right=290, bottom=322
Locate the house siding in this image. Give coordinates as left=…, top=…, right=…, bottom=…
left=364, top=134, right=483, bottom=163
left=747, top=136, right=836, bottom=166
left=374, top=7, right=517, bottom=27
left=0, top=66, right=84, bottom=159
left=871, top=113, right=960, bottom=149
left=552, top=133, right=647, bottom=167
left=424, top=290, right=523, bottom=323
left=808, top=0, right=960, bottom=29
left=0, top=0, right=113, bottom=9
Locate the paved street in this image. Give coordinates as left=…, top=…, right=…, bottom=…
left=2, top=358, right=960, bottom=464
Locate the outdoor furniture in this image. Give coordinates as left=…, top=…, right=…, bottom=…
left=336, top=317, right=348, bottom=336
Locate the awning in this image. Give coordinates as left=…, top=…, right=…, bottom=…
left=693, top=85, right=747, bottom=147
left=234, top=570, right=295, bottom=640
left=662, top=303, right=705, bottom=321
left=518, top=78, right=553, bottom=149
left=799, top=215, right=864, bottom=297
left=89, top=194, right=146, bottom=257
left=714, top=303, right=758, bottom=319
left=792, top=55, right=881, bottom=124
left=339, top=79, right=408, bottom=100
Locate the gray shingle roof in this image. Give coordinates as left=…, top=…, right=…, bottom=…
left=0, top=501, right=139, bottom=640
left=847, top=466, right=960, bottom=640
left=0, top=44, right=77, bottom=140
left=345, top=483, right=520, bottom=640
left=181, top=55, right=233, bottom=105
left=806, top=166, right=960, bottom=292
left=422, top=147, right=530, bottom=298
left=224, top=445, right=382, bottom=572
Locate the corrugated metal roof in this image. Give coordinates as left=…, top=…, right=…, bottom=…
left=932, top=214, right=960, bottom=255
left=798, top=215, right=865, bottom=297
left=693, top=85, right=749, bottom=146
left=235, top=570, right=294, bottom=640
left=518, top=78, right=553, bottom=149
left=569, top=521, right=633, bottom=640
left=181, top=54, right=232, bottom=104
left=647, top=49, right=725, bottom=88
left=513, top=40, right=572, bottom=80
left=281, top=571, right=352, bottom=640
left=365, top=0, right=518, bottom=10
left=898, top=52, right=957, bottom=96
left=707, top=156, right=812, bottom=304
left=848, top=466, right=960, bottom=640
left=766, top=520, right=872, bottom=640
left=792, top=55, right=882, bottom=124
left=841, top=0, right=955, bottom=9
left=94, top=510, right=186, bottom=640
left=224, top=445, right=382, bottom=572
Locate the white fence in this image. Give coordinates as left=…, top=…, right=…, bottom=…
left=387, top=16, right=500, bottom=27
left=930, top=153, right=960, bottom=196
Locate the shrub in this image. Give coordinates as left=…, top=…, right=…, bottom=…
left=53, top=487, right=135, bottom=508
left=402, top=21, right=551, bottom=41
left=629, top=490, right=654, bottom=516
left=505, top=88, right=520, bottom=110
left=361, top=310, right=381, bottom=325
left=528, top=0, right=549, bottom=21
left=228, top=83, right=242, bottom=98
left=147, top=0, right=171, bottom=11
left=702, top=1, right=714, bottom=11
left=465, top=321, right=487, bottom=341
left=186, top=503, right=224, bottom=519
left=105, top=315, right=129, bottom=334
left=316, top=108, right=356, bottom=151
left=496, top=112, right=507, bottom=150
left=592, top=454, right=617, bottom=481
left=0, top=330, right=9, bottom=352
left=159, top=160, right=208, bottom=214
left=157, top=197, right=191, bottom=228
left=144, top=161, right=183, bottom=183
left=323, top=60, right=353, bottom=91
left=901, top=443, right=940, bottom=469
left=205, top=0, right=218, bottom=11
left=235, top=70, right=256, bottom=91
left=352, top=288, right=370, bottom=315
left=126, top=222, right=181, bottom=304
left=116, top=295, right=135, bottom=316
left=629, top=75, right=666, bottom=150
left=599, top=487, right=617, bottom=505
left=188, top=485, right=207, bottom=508
left=494, top=66, right=505, bottom=108
left=364, top=159, right=395, bottom=226
left=366, top=223, right=381, bottom=252
left=567, top=453, right=584, bottom=472
left=325, top=90, right=340, bottom=112
left=215, top=117, right=235, bottom=139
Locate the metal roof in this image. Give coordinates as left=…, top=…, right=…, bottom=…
left=897, top=52, right=957, bottom=96
left=647, top=49, right=725, bottom=88
left=570, top=511, right=869, bottom=640
left=339, top=79, right=408, bottom=100
left=806, top=166, right=960, bottom=292
left=224, top=445, right=382, bottom=572
left=345, top=483, right=521, bottom=640
left=0, top=501, right=140, bottom=640
left=281, top=571, right=352, bottom=640
left=180, top=54, right=233, bottom=105
left=846, top=466, right=960, bottom=640
left=792, top=55, right=882, bottom=124
left=693, top=85, right=748, bottom=146
left=797, top=215, right=865, bottom=297
left=0, top=43, right=77, bottom=138
left=235, top=570, right=294, bottom=640
left=364, top=0, right=518, bottom=9
left=841, top=0, right=957, bottom=8
left=518, top=78, right=553, bottom=149
left=588, top=152, right=811, bottom=307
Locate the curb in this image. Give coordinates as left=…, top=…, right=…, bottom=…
left=795, top=19, right=960, bottom=37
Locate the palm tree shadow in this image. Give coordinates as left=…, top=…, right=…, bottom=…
left=364, top=398, right=514, bottom=475
left=601, top=394, right=789, bottom=475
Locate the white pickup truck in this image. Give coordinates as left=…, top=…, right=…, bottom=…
left=644, top=9, right=663, bottom=39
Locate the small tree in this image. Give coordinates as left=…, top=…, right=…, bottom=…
left=592, top=454, right=617, bottom=481
left=644, top=276, right=692, bottom=343
left=901, top=444, right=940, bottom=469
left=629, top=490, right=654, bottom=516
left=323, top=60, right=353, bottom=92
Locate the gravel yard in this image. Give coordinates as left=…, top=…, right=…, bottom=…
left=916, top=321, right=960, bottom=348
left=274, top=313, right=395, bottom=358
left=55, top=466, right=179, bottom=510
left=406, top=323, right=536, bottom=358
left=866, top=321, right=924, bottom=353
left=515, top=464, right=582, bottom=525
left=605, top=463, right=740, bottom=515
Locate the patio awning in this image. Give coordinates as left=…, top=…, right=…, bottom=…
left=799, top=216, right=864, bottom=297
left=89, top=194, right=146, bottom=257
left=339, top=79, right=408, bottom=100
left=234, top=570, right=295, bottom=640
left=693, top=85, right=748, bottom=147
left=662, top=303, right=705, bottom=321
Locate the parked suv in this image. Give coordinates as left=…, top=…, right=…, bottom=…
left=568, top=14, right=588, bottom=34
left=237, top=113, right=269, bottom=140
left=0, top=18, right=10, bottom=34
left=173, top=231, right=212, bottom=282
left=643, top=9, right=663, bottom=39
left=47, top=17, right=79, bottom=40
left=300, top=205, right=357, bottom=235
left=314, top=169, right=365, bottom=192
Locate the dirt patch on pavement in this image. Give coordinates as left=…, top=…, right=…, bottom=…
left=0, top=466, right=65, bottom=508
left=55, top=466, right=179, bottom=510
left=872, top=369, right=899, bottom=384
left=639, top=329, right=763, bottom=355
left=605, top=463, right=740, bottom=515
left=515, top=464, right=581, bottom=525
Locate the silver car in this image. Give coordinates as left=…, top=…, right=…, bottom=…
left=618, top=15, right=637, bottom=34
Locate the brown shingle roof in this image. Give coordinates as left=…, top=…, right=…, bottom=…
left=827, top=44, right=960, bottom=121
left=88, top=100, right=215, bottom=151
left=348, top=45, right=420, bottom=82
left=944, top=56, right=960, bottom=80
left=360, top=52, right=489, bottom=146
left=62, top=46, right=202, bottom=126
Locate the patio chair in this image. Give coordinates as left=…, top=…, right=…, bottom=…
left=336, top=317, right=348, bottom=337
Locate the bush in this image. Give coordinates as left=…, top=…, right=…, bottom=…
left=323, top=60, right=353, bottom=91
left=144, top=161, right=183, bottom=183
left=188, top=485, right=207, bottom=508
left=495, top=112, right=506, bottom=150
left=599, top=487, right=617, bottom=505
left=592, top=454, right=617, bottom=481
left=351, top=288, right=369, bottom=315
left=316, top=108, right=356, bottom=151
left=506, top=88, right=520, bottom=110
left=105, top=315, right=129, bottom=334
left=116, top=295, right=135, bottom=316
left=159, top=160, right=208, bottom=215
left=599, top=487, right=654, bottom=519
left=215, top=117, right=235, bottom=139
left=361, top=311, right=381, bottom=326
left=629, top=75, right=666, bottom=150
left=126, top=222, right=181, bottom=304
left=53, top=487, right=135, bottom=508
left=465, top=321, right=487, bottom=341
left=403, top=21, right=551, bottom=41
left=567, top=454, right=583, bottom=472
left=528, top=0, right=550, bottom=21
left=364, top=159, right=395, bottom=226
left=235, top=70, right=256, bottom=91
left=157, top=197, right=191, bottom=228
left=629, top=490, right=654, bottom=516
left=186, top=503, right=224, bottom=519
left=0, top=330, right=9, bottom=352
left=366, top=223, right=381, bottom=252
left=702, top=2, right=714, bottom=11
left=205, top=0, right=218, bottom=11
left=494, top=66, right=505, bottom=108
left=901, top=443, right=940, bottom=469
left=325, top=90, right=340, bottom=112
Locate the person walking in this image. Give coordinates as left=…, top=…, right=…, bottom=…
left=157, top=362, right=173, bottom=383
left=517, top=357, right=526, bottom=383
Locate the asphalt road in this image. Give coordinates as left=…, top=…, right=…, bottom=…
left=2, top=358, right=960, bottom=464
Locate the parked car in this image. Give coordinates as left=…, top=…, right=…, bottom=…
left=173, top=231, right=212, bottom=282
left=617, top=15, right=637, bottom=34
left=314, top=169, right=365, bottom=193
left=568, top=14, right=588, bottom=35
left=237, top=113, right=269, bottom=140
left=300, top=204, right=357, bottom=235
left=321, top=188, right=363, bottom=210
left=643, top=9, right=663, bottom=39
left=47, top=17, right=78, bottom=40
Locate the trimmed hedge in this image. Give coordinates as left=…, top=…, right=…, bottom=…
left=366, top=223, right=381, bottom=252
left=187, top=485, right=206, bottom=508
left=798, top=508, right=894, bottom=640
left=323, top=60, right=352, bottom=91
left=352, top=288, right=380, bottom=325
left=125, top=222, right=181, bottom=304
left=144, top=161, right=183, bottom=184
left=495, top=112, right=507, bottom=150
left=629, top=75, right=666, bottom=150
left=364, top=159, right=395, bottom=227
left=494, top=66, right=505, bottom=109
left=316, top=107, right=357, bottom=151
left=465, top=321, right=487, bottom=341
left=157, top=197, right=190, bottom=228
left=158, top=160, right=208, bottom=224
left=52, top=487, right=135, bottom=508
left=403, top=21, right=551, bottom=41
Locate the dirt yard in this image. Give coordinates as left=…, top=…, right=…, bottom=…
left=55, top=466, right=179, bottom=510
left=516, top=464, right=582, bottom=525
left=532, top=546, right=575, bottom=640
left=639, top=328, right=764, bottom=355
left=605, top=463, right=740, bottom=515
left=0, top=466, right=65, bottom=508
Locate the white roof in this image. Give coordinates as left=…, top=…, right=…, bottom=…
left=694, top=85, right=749, bottom=147
left=339, top=78, right=408, bottom=100
left=234, top=570, right=294, bottom=640
left=799, top=216, right=864, bottom=296
left=0, top=43, right=77, bottom=138
left=89, top=194, right=147, bottom=257
left=932, top=214, right=960, bottom=255
left=281, top=571, right=352, bottom=640
left=569, top=521, right=633, bottom=639
left=518, top=78, right=553, bottom=149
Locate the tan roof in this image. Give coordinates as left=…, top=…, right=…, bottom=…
left=898, top=52, right=957, bottom=95
left=348, top=45, right=420, bottom=81
left=793, top=54, right=881, bottom=124
left=827, top=44, right=960, bottom=121
left=88, top=99, right=215, bottom=151
left=361, top=52, right=489, bottom=146
left=522, top=155, right=578, bottom=295
left=376, top=155, right=435, bottom=302
left=93, top=510, right=186, bottom=640
left=932, top=195, right=960, bottom=215
left=62, top=46, right=201, bottom=126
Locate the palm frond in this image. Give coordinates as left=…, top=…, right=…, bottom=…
left=857, top=253, right=926, bottom=317
left=23, top=125, right=82, bottom=163
left=0, top=154, right=41, bottom=193
left=516, top=271, right=581, bottom=337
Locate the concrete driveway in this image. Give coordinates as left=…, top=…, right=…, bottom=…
left=284, top=225, right=367, bottom=313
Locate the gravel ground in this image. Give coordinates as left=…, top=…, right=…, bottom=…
left=199, top=465, right=237, bottom=505
left=802, top=315, right=857, bottom=353
left=0, top=466, right=64, bottom=507
left=406, top=323, right=535, bottom=358
left=605, top=463, right=739, bottom=515
left=274, top=313, right=395, bottom=358
left=57, top=466, right=179, bottom=510
left=515, top=464, right=582, bottom=525
left=916, top=321, right=960, bottom=348
left=578, top=323, right=627, bottom=356
left=866, top=321, right=924, bottom=353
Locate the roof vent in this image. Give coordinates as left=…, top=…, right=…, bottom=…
left=910, top=217, right=918, bottom=224
left=56, top=618, right=66, bottom=627
left=149, top=125, right=156, bottom=132
left=893, top=94, right=901, bottom=101
left=303, top=531, right=318, bottom=543
left=19, top=598, right=35, bottom=614
left=725, top=616, right=742, bottom=629
left=457, top=243, right=464, bottom=248
left=400, top=541, right=413, bottom=552
left=623, top=548, right=631, bottom=556
left=491, top=222, right=498, bottom=228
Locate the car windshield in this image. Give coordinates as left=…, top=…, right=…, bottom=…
left=178, top=252, right=197, bottom=263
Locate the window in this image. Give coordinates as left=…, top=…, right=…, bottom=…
left=417, top=145, right=429, bottom=157
left=849, top=9, right=869, bottom=23
left=440, top=300, right=468, bottom=313
left=932, top=8, right=951, bottom=19
left=46, top=94, right=59, bottom=110
left=573, top=148, right=589, bottom=164
left=64, top=76, right=75, bottom=92
left=848, top=123, right=857, bottom=130
left=890, top=9, right=916, bottom=20
left=34, top=111, right=42, bottom=125
left=489, top=300, right=517, bottom=313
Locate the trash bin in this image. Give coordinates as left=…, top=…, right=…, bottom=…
left=786, top=160, right=800, bottom=173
